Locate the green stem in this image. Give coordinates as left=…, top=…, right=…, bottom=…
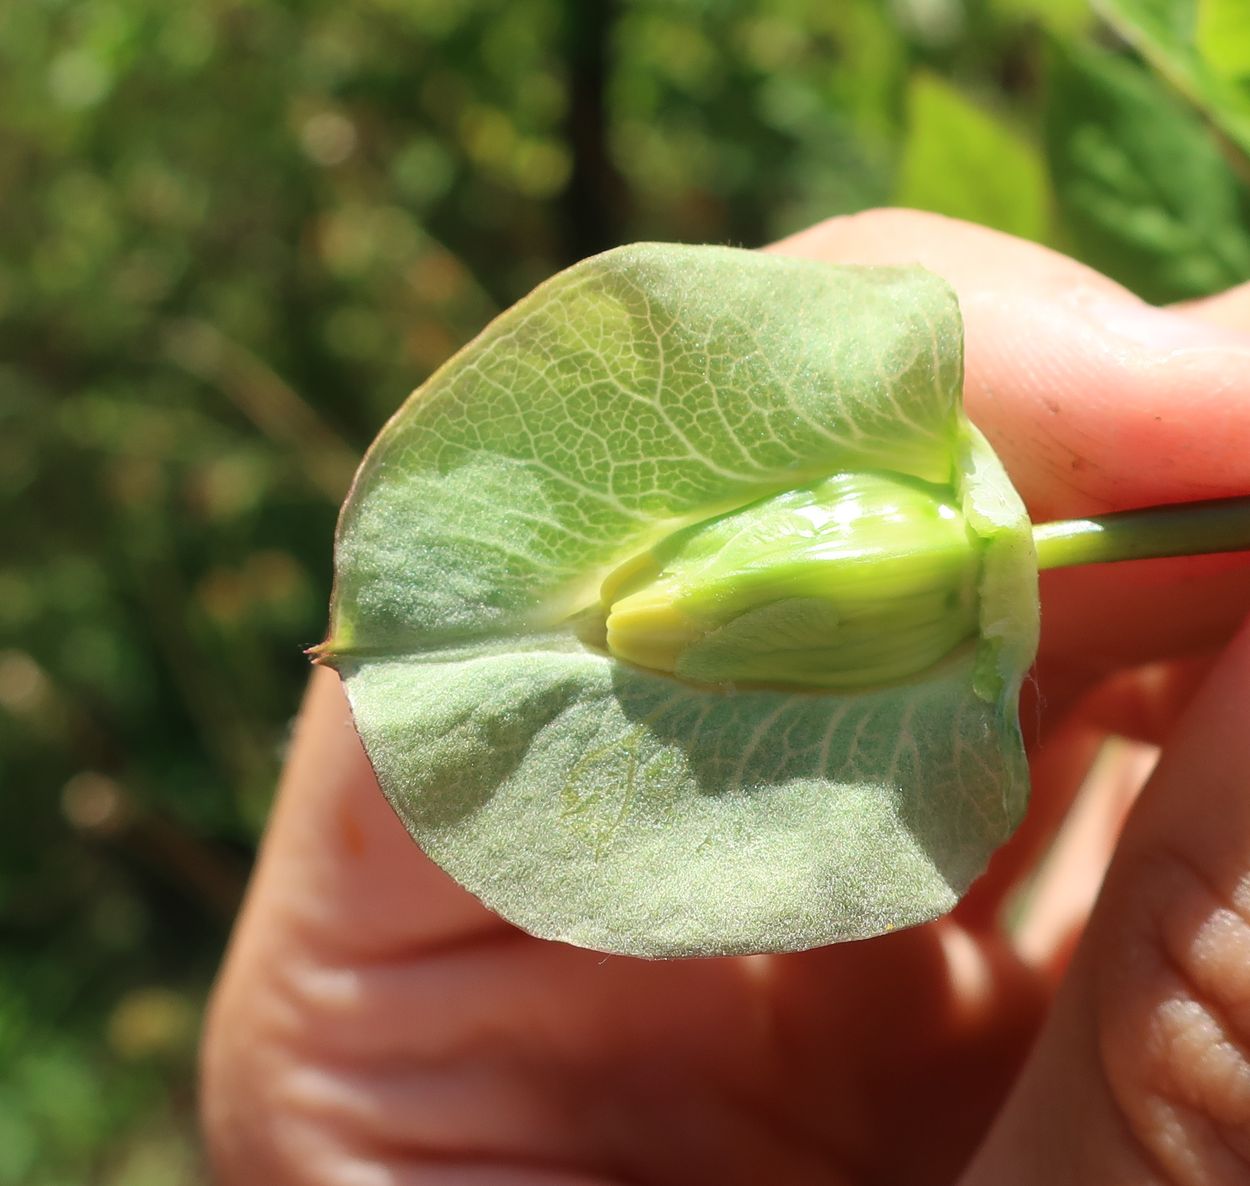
left=1032, top=495, right=1250, bottom=572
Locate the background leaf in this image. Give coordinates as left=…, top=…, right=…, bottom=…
left=894, top=71, right=1051, bottom=242
left=1095, top=0, right=1250, bottom=158
left=1045, top=39, right=1250, bottom=301
left=988, top=0, right=1092, bottom=37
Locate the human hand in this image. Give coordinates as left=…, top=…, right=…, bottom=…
left=201, top=210, right=1250, bottom=1185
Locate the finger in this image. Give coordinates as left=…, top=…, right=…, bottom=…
left=201, top=669, right=512, bottom=1179
left=1012, top=736, right=1156, bottom=980
left=954, top=651, right=1208, bottom=941
left=1033, top=552, right=1250, bottom=684
left=773, top=209, right=1250, bottom=679
left=960, top=614, right=1250, bottom=1185
left=1079, top=653, right=1218, bottom=745
left=951, top=709, right=1104, bottom=931
left=1172, top=280, right=1250, bottom=331
left=986, top=655, right=1214, bottom=953
left=221, top=665, right=508, bottom=966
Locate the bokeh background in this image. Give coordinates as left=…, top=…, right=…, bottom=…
left=2, top=0, right=1247, bottom=1182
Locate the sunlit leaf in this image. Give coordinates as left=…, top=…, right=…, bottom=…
left=1197, top=0, right=1250, bottom=81
left=323, top=244, right=1039, bottom=957
left=895, top=71, right=1050, bottom=243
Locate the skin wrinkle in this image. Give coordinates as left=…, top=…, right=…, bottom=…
left=352, top=1162, right=640, bottom=1186
left=277, top=1057, right=602, bottom=1164
left=205, top=1004, right=337, bottom=1185
left=272, top=1100, right=646, bottom=1186
left=264, top=956, right=509, bottom=1068
left=1147, top=869, right=1250, bottom=1146
left=288, top=1026, right=850, bottom=1186
left=1088, top=1034, right=1181, bottom=1186
left=1130, top=1023, right=1250, bottom=1185
left=274, top=945, right=712, bottom=1068
left=1157, top=853, right=1250, bottom=1039
left=238, top=942, right=828, bottom=1186
left=1082, top=663, right=1250, bottom=1184
left=1151, top=951, right=1250, bottom=1146
left=964, top=901, right=1191, bottom=1186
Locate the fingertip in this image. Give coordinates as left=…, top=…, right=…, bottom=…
left=767, top=208, right=1120, bottom=296
left=1171, top=280, right=1250, bottom=333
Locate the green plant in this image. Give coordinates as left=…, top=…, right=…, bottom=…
left=317, top=243, right=1250, bottom=957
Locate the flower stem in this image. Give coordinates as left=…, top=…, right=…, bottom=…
left=1032, top=495, right=1250, bottom=572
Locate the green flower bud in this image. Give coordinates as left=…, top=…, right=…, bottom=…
left=602, top=471, right=983, bottom=690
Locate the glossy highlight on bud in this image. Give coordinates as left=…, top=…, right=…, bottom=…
left=602, top=471, right=983, bottom=690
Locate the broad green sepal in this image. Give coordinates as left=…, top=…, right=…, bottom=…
left=322, top=243, right=1039, bottom=957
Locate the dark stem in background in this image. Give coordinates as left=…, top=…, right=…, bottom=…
left=562, top=0, right=627, bottom=263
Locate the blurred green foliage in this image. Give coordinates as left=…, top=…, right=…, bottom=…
left=1095, top=0, right=1250, bottom=155
left=0, top=0, right=1246, bottom=1182
left=1047, top=38, right=1250, bottom=301
left=897, top=70, right=1049, bottom=241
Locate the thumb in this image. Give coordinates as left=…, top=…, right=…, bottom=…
left=963, top=614, right=1250, bottom=1186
